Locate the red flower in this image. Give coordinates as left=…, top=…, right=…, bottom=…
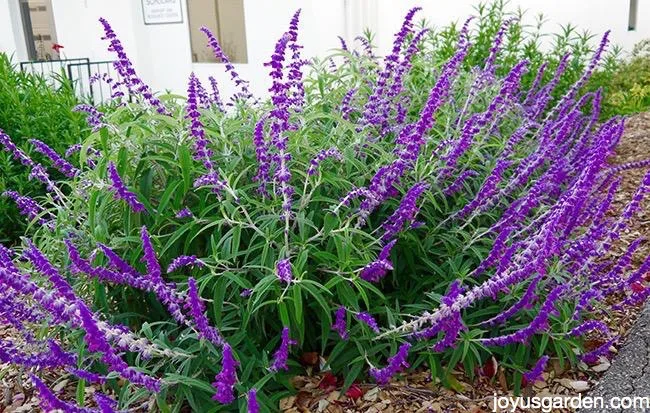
left=631, top=281, right=645, bottom=293
left=52, top=43, right=64, bottom=52
left=345, top=384, right=364, bottom=400
left=318, top=372, right=337, bottom=389
left=482, top=356, right=498, bottom=378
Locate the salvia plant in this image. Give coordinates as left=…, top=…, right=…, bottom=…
left=1, top=3, right=649, bottom=413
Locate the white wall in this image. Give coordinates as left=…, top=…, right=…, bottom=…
left=0, top=0, right=29, bottom=60
left=370, top=0, right=650, bottom=57
left=2, top=0, right=650, bottom=100
left=46, top=0, right=346, bottom=100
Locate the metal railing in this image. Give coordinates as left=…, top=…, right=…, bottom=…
left=19, top=58, right=119, bottom=105
left=66, top=60, right=118, bottom=105
left=19, top=57, right=89, bottom=78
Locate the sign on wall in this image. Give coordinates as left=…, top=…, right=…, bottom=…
left=141, top=0, right=183, bottom=25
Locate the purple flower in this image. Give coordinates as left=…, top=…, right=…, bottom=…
left=307, top=148, right=342, bottom=176
left=247, top=388, right=260, bottom=413
left=381, top=182, right=429, bottom=241
left=2, top=191, right=53, bottom=228
left=212, top=344, right=239, bottom=404
left=23, top=240, right=77, bottom=302
left=270, top=327, right=296, bottom=371
left=0, top=129, right=34, bottom=167
left=186, top=277, right=223, bottom=346
left=523, top=355, right=549, bottom=384
left=359, top=239, right=397, bottom=283
left=73, top=104, right=105, bottom=131
left=167, top=255, right=204, bottom=273
left=29, top=139, right=80, bottom=178
left=193, top=170, right=226, bottom=195
left=478, top=275, right=541, bottom=327
left=27, top=163, right=57, bottom=192
left=369, top=342, right=411, bottom=384
left=355, top=312, right=380, bottom=333
left=77, top=303, right=161, bottom=392
left=31, top=375, right=93, bottom=413
left=276, top=258, right=293, bottom=284
left=186, top=73, right=214, bottom=170
left=443, top=170, right=479, bottom=196
left=568, top=320, right=610, bottom=337
left=208, top=76, right=224, bottom=111
left=455, top=159, right=512, bottom=218
left=333, top=306, right=349, bottom=340
left=107, top=162, right=145, bottom=213
left=201, top=26, right=253, bottom=102
left=581, top=337, right=618, bottom=363
left=175, top=208, right=193, bottom=219
left=94, top=393, right=118, bottom=413
left=252, top=117, right=271, bottom=193
left=65, top=143, right=100, bottom=168
left=340, top=88, right=358, bottom=120
left=99, top=18, right=169, bottom=115
left=140, top=226, right=162, bottom=284
left=97, top=243, right=140, bottom=277
left=479, top=285, right=567, bottom=346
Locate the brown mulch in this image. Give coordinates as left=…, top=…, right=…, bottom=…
left=2, top=114, right=650, bottom=412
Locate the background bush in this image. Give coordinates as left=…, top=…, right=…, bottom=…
left=0, top=53, right=89, bottom=244
left=600, top=39, right=650, bottom=117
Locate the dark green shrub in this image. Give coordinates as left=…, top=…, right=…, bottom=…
left=0, top=53, right=89, bottom=244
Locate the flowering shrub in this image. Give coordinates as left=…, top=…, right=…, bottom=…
left=1, top=5, right=650, bottom=413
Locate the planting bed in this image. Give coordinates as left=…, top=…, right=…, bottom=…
left=2, top=111, right=649, bottom=413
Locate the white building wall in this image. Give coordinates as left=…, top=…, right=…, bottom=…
left=0, top=0, right=29, bottom=61
left=1, top=1, right=649, bottom=99
left=370, top=0, right=650, bottom=57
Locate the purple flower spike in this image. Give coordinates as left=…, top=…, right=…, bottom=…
left=167, top=255, right=204, bottom=273
left=73, top=104, right=105, bottom=132
left=29, top=139, right=80, bottom=178
left=581, top=337, right=618, bottom=363
left=355, top=311, right=380, bottom=333
left=175, top=208, right=193, bottom=219
left=359, top=239, right=397, bottom=283
left=307, top=148, right=343, bottom=176
left=140, top=226, right=162, bottom=284
left=31, top=375, right=92, bottom=413
left=523, top=355, right=549, bottom=384
left=201, top=26, right=253, bottom=101
left=247, top=389, right=260, bottom=413
left=2, top=191, right=53, bottom=228
left=212, top=344, right=239, bottom=404
left=94, top=393, right=118, bottom=413
left=270, top=327, right=296, bottom=371
left=276, top=258, right=293, bottom=284
left=369, top=342, right=411, bottom=385
left=208, top=76, right=225, bottom=111
left=333, top=306, right=349, bottom=340
left=186, top=277, right=224, bottom=346
left=381, top=182, right=429, bottom=241
left=99, top=17, right=169, bottom=115
left=193, top=170, right=226, bottom=195
left=186, top=72, right=215, bottom=170
left=0, top=129, right=34, bottom=167
left=107, top=162, right=145, bottom=213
